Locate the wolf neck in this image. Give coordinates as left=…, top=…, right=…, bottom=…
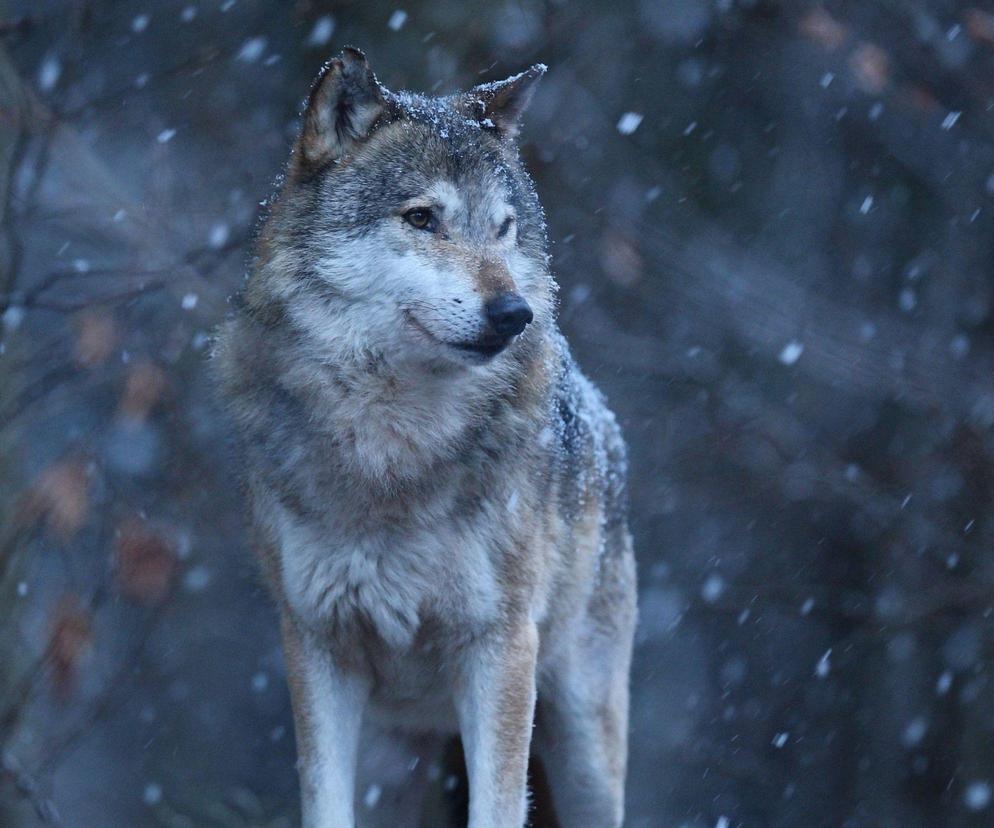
left=275, top=316, right=551, bottom=491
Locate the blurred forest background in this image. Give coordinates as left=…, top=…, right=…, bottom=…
left=2, top=0, right=994, bottom=826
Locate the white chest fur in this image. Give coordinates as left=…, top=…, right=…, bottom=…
left=273, top=502, right=500, bottom=650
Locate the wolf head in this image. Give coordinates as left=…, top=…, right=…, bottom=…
left=249, top=48, right=553, bottom=370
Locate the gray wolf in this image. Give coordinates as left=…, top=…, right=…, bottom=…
left=213, top=48, right=637, bottom=828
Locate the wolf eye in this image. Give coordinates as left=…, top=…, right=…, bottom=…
left=497, top=215, right=515, bottom=239
left=403, top=208, right=435, bottom=231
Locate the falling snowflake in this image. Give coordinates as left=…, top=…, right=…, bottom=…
left=364, top=784, right=382, bottom=809
left=237, top=37, right=268, bottom=63
left=815, top=649, right=831, bottom=678
left=38, top=55, right=61, bottom=92
left=701, top=574, right=725, bottom=604
left=209, top=222, right=230, bottom=249
left=778, top=340, right=804, bottom=366
left=308, top=15, right=335, bottom=46
left=616, top=112, right=644, bottom=135
left=965, top=781, right=992, bottom=812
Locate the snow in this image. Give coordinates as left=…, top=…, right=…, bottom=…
left=901, top=717, right=927, bottom=747
left=181, top=293, right=198, bottom=310
left=16, top=581, right=27, bottom=597
left=209, top=222, right=230, bottom=249
left=180, top=6, right=196, bottom=23
left=250, top=672, right=268, bottom=692
left=859, top=195, right=873, bottom=214
left=38, top=55, right=61, bottom=92
left=965, top=781, right=992, bottom=811
left=941, top=111, right=961, bottom=130
left=778, top=340, right=804, bottom=366
left=701, top=574, right=725, bottom=603
left=682, top=120, right=697, bottom=136
left=308, top=15, right=335, bottom=46
left=772, top=732, right=789, bottom=748
left=820, top=72, right=834, bottom=88
left=131, top=14, right=150, bottom=34
left=715, top=817, right=730, bottom=828
left=388, top=10, right=408, bottom=31
left=156, top=128, right=176, bottom=144
left=183, top=565, right=211, bottom=592
left=898, top=288, right=916, bottom=312
left=815, top=649, right=831, bottom=678
left=363, top=784, right=382, bottom=809
left=142, top=783, right=162, bottom=805
left=616, top=112, right=644, bottom=135
left=2, top=305, right=25, bottom=332
left=237, top=37, right=268, bottom=63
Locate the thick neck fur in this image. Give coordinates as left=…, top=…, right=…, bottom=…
left=240, top=264, right=553, bottom=495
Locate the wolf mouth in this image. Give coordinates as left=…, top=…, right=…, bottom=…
left=452, top=337, right=510, bottom=357
left=403, top=310, right=510, bottom=359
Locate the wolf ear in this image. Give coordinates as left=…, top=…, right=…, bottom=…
left=463, top=64, right=546, bottom=139
left=299, top=48, right=386, bottom=167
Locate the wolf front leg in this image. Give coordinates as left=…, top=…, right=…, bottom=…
left=455, top=620, right=539, bottom=828
left=281, top=616, right=369, bottom=828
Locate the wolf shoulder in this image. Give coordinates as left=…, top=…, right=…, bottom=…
left=547, top=336, right=629, bottom=533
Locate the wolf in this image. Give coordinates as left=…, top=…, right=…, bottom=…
left=213, top=48, right=637, bottom=828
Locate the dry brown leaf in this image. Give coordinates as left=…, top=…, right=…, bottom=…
left=965, top=9, right=994, bottom=45
left=23, top=458, right=90, bottom=540
left=48, top=594, right=93, bottom=702
left=117, top=360, right=166, bottom=421
left=850, top=43, right=890, bottom=94
left=799, top=7, right=849, bottom=52
left=114, top=516, right=176, bottom=606
left=599, top=229, right=643, bottom=288
left=72, top=309, right=118, bottom=368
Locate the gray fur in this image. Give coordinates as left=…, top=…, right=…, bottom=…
left=213, top=48, right=636, bottom=828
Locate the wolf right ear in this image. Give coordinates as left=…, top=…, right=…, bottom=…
left=462, top=64, right=546, bottom=139
left=299, top=48, right=386, bottom=167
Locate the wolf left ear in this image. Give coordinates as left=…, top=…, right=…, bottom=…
left=299, top=47, right=386, bottom=167
left=463, top=64, right=547, bottom=139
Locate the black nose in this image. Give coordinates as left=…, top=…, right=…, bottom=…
left=486, top=294, right=533, bottom=338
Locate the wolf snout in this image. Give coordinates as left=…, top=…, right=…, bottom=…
left=486, top=293, right=533, bottom=338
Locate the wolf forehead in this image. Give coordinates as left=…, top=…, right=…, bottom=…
left=329, top=117, right=535, bottom=220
